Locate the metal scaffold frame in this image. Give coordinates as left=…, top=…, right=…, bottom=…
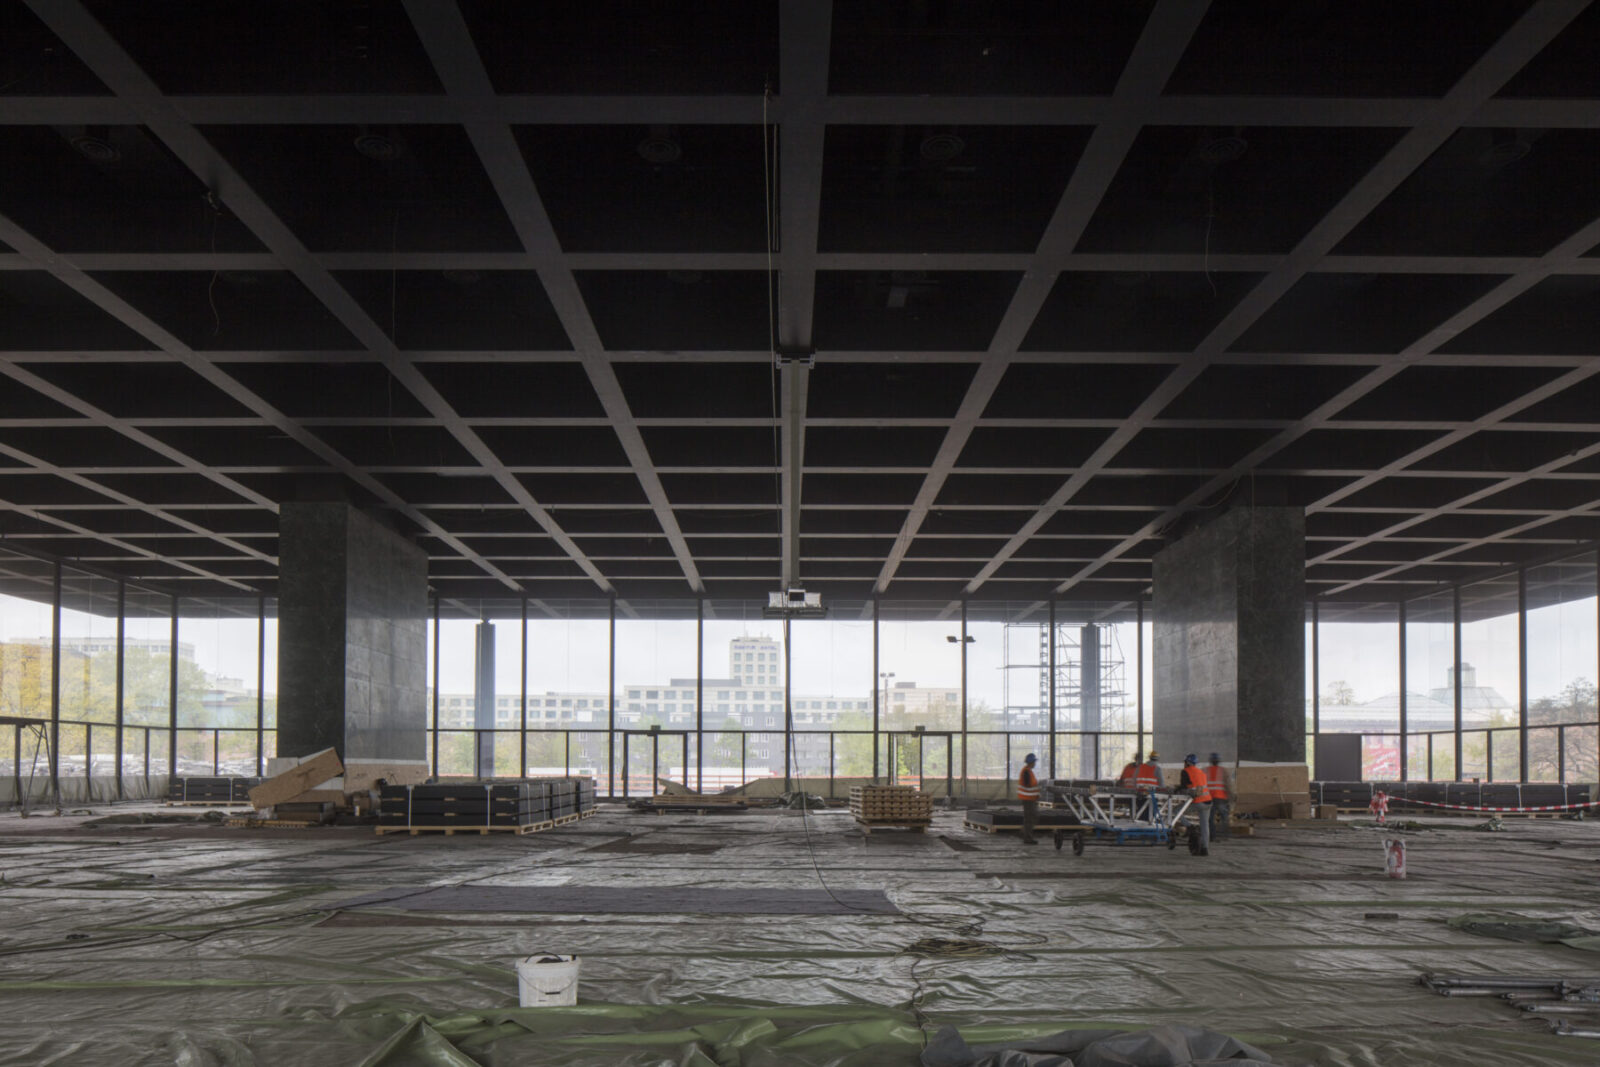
left=1002, top=620, right=1132, bottom=778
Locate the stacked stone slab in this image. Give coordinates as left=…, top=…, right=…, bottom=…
left=168, top=776, right=260, bottom=803
left=378, top=776, right=595, bottom=829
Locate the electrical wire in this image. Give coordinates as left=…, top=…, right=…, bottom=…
left=763, top=80, right=784, bottom=548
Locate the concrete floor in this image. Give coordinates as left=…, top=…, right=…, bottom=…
left=1, top=802, right=1599, bottom=1065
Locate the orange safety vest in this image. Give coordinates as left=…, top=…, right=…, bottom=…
left=1204, top=764, right=1230, bottom=799
left=1117, top=762, right=1138, bottom=786
left=1182, top=763, right=1214, bottom=803
left=1134, top=761, right=1161, bottom=790
left=1017, top=766, right=1040, bottom=801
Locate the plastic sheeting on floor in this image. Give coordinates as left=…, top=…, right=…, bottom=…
left=2, top=805, right=1600, bottom=1065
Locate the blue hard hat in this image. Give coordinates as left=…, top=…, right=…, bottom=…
left=1209, top=752, right=1222, bottom=763
left=1184, top=753, right=1198, bottom=764
left=1024, top=752, right=1038, bottom=764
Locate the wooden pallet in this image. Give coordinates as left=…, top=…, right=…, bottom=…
left=223, top=817, right=324, bottom=829
left=648, top=793, right=745, bottom=806
left=166, top=800, right=251, bottom=807
left=375, top=820, right=555, bottom=836
left=578, top=807, right=597, bottom=819
left=855, top=816, right=930, bottom=836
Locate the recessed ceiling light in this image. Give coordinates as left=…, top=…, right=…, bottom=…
left=71, top=134, right=120, bottom=164
left=353, top=132, right=401, bottom=161
left=1197, top=135, right=1248, bottom=165
left=919, top=132, right=965, bottom=162
left=637, top=133, right=683, bottom=164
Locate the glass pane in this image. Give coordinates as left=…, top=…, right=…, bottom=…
left=967, top=729, right=1007, bottom=781
left=177, top=597, right=262, bottom=731
left=0, top=549, right=56, bottom=721
left=1405, top=732, right=1430, bottom=780
left=176, top=728, right=215, bottom=776
left=1363, top=734, right=1401, bottom=780
left=1099, top=732, right=1138, bottom=783
left=1526, top=554, right=1597, bottom=745
left=1317, top=602, right=1399, bottom=740
left=1459, top=577, right=1521, bottom=769
left=527, top=600, right=611, bottom=782
left=218, top=730, right=258, bottom=776
left=262, top=598, right=279, bottom=730
left=59, top=723, right=86, bottom=780
left=58, top=568, right=118, bottom=725
left=833, top=728, right=874, bottom=779
left=148, top=729, right=170, bottom=775
left=1490, top=727, right=1520, bottom=782
left=878, top=602, right=961, bottom=732
left=702, top=602, right=785, bottom=781
left=436, top=605, right=479, bottom=768
left=526, top=730, right=569, bottom=776
left=1564, top=725, right=1597, bottom=783
left=1460, top=730, right=1488, bottom=781
left=1404, top=591, right=1455, bottom=752
left=704, top=729, right=744, bottom=790
left=124, top=591, right=172, bottom=728
left=262, top=729, right=276, bottom=764
left=435, top=729, right=474, bottom=776
left=124, top=726, right=147, bottom=778
left=790, top=602, right=874, bottom=737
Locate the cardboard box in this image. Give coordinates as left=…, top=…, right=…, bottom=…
left=1315, top=804, right=1341, bottom=820
left=249, top=747, right=343, bottom=809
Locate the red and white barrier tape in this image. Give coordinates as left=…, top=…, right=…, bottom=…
left=1387, top=797, right=1600, bottom=814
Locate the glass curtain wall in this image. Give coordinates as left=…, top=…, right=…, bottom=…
left=1316, top=602, right=1400, bottom=779
left=1525, top=555, right=1598, bottom=782
left=700, top=601, right=784, bottom=791
left=614, top=601, right=698, bottom=796
left=57, top=568, right=118, bottom=789
left=261, top=598, right=278, bottom=764
left=877, top=602, right=962, bottom=789
left=790, top=600, right=874, bottom=788
left=1405, top=591, right=1456, bottom=780
left=123, top=590, right=170, bottom=778
left=1459, top=576, right=1522, bottom=782
left=177, top=597, right=263, bottom=777
left=525, top=599, right=611, bottom=785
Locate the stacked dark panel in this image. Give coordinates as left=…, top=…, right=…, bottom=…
left=167, top=776, right=260, bottom=802
left=1313, top=780, right=1593, bottom=810
left=377, top=777, right=595, bottom=829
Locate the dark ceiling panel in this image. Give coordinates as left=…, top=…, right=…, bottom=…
left=1230, top=273, right=1506, bottom=354
left=460, top=0, right=778, bottom=94
left=819, top=126, right=1090, bottom=252
left=200, top=125, right=519, bottom=252
left=334, top=271, right=571, bottom=350
left=0, top=271, right=155, bottom=350
left=0, top=2, right=109, bottom=94
left=84, top=0, right=442, bottom=94
left=1498, top=1, right=1600, bottom=97
left=516, top=125, right=767, bottom=253
left=1264, top=429, right=1446, bottom=470
left=372, top=473, right=514, bottom=507
left=920, top=509, right=1035, bottom=535
left=613, top=362, right=775, bottom=419
left=18, top=361, right=254, bottom=419
left=518, top=472, right=649, bottom=506
left=548, top=509, right=662, bottom=535
left=1039, top=510, right=1161, bottom=536
left=314, top=425, right=477, bottom=467
left=477, top=427, right=629, bottom=467
left=0, top=376, right=79, bottom=419
left=813, top=271, right=1020, bottom=350
left=1164, top=0, right=1529, bottom=96
left=804, top=426, right=948, bottom=468
left=0, top=473, right=116, bottom=506
left=1515, top=373, right=1600, bottom=423
left=675, top=509, right=778, bottom=535
left=222, top=361, right=429, bottom=418
left=0, top=426, right=176, bottom=467
left=0, top=125, right=261, bottom=253
left=956, top=427, right=1110, bottom=469
left=88, top=471, right=258, bottom=506
left=1070, top=475, right=1211, bottom=507
left=575, top=271, right=770, bottom=351
left=1412, top=430, right=1598, bottom=473
left=1332, top=366, right=1567, bottom=422
left=1110, top=428, right=1278, bottom=470
left=91, top=270, right=360, bottom=350
left=802, top=509, right=910, bottom=534
left=808, top=361, right=977, bottom=418
left=1081, top=125, right=1404, bottom=253
left=984, top=362, right=1173, bottom=419
left=572, top=536, right=674, bottom=559
left=642, top=426, right=776, bottom=467
left=38, top=507, right=183, bottom=535
left=659, top=473, right=778, bottom=505
left=1336, top=129, right=1600, bottom=257
left=1439, top=275, right=1600, bottom=356
left=1159, top=363, right=1370, bottom=420
left=803, top=473, right=925, bottom=506
left=935, top=473, right=1062, bottom=507
left=1022, top=271, right=1263, bottom=351
left=1475, top=479, right=1600, bottom=511
left=829, top=0, right=1152, bottom=95
left=1333, top=477, right=1501, bottom=509
left=416, top=362, right=602, bottom=418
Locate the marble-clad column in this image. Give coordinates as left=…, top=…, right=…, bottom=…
left=1152, top=507, right=1305, bottom=763
left=277, top=502, right=428, bottom=761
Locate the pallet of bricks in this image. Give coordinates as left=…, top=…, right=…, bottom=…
left=849, top=784, right=933, bottom=834
left=377, top=776, right=596, bottom=835
left=167, top=776, right=259, bottom=806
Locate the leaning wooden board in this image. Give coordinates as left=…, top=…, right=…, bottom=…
left=248, top=747, right=343, bottom=809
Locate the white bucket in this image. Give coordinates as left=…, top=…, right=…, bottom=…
left=1384, top=838, right=1407, bottom=880
left=516, top=953, right=580, bottom=1007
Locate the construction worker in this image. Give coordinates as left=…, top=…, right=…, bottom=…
left=1181, top=753, right=1215, bottom=855
left=1117, top=752, right=1142, bottom=787
left=1134, top=751, right=1162, bottom=821
left=1205, top=753, right=1233, bottom=843
left=1017, top=753, right=1041, bottom=845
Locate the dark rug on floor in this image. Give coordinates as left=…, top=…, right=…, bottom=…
left=334, top=885, right=900, bottom=915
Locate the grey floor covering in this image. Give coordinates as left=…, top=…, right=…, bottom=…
left=335, top=883, right=900, bottom=915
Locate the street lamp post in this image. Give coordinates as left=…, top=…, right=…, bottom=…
left=947, top=631, right=975, bottom=796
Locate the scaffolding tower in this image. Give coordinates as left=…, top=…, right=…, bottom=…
left=1001, top=621, right=1131, bottom=777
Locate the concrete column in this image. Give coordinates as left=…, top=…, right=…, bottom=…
left=1152, top=507, right=1305, bottom=764
left=277, top=502, right=429, bottom=762
left=474, top=621, right=496, bottom=777
left=1080, top=623, right=1101, bottom=776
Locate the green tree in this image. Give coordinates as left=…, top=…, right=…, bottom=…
left=0, top=642, right=50, bottom=720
